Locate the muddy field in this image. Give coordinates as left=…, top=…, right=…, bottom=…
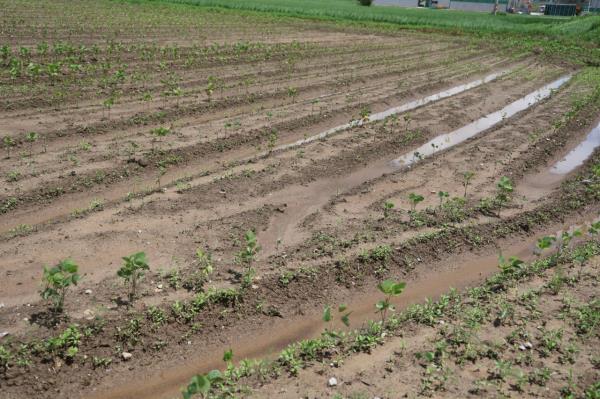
left=0, top=0, right=599, bottom=398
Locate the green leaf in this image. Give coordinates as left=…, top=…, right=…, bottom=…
left=338, top=304, right=347, bottom=313
left=206, top=369, right=222, bottom=382
left=322, top=305, right=331, bottom=322
left=341, top=312, right=351, bottom=327
left=223, top=348, right=233, bottom=363
left=378, top=279, right=395, bottom=295
left=391, top=282, right=406, bottom=296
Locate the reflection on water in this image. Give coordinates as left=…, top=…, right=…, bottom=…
left=275, top=69, right=511, bottom=152
left=391, top=74, right=572, bottom=167
left=550, top=121, right=600, bottom=175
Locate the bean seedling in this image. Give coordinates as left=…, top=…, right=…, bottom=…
left=117, top=252, right=150, bottom=304
left=376, top=279, right=406, bottom=323
left=40, top=259, right=81, bottom=313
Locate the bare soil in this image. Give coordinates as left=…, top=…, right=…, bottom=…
left=0, top=1, right=599, bottom=399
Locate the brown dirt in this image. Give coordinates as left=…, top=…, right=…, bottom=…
left=1, top=1, right=599, bottom=399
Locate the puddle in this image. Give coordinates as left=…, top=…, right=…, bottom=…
left=550, top=120, right=600, bottom=175
left=520, top=119, right=600, bottom=200
left=391, top=74, right=572, bottom=168
left=272, top=69, right=511, bottom=153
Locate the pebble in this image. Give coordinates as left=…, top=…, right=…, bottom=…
left=122, top=352, right=133, bottom=361
left=83, top=309, right=95, bottom=320
left=84, top=289, right=92, bottom=295
left=518, top=344, right=526, bottom=351
left=524, top=341, right=533, bottom=349
left=328, top=377, right=338, bottom=387
left=0, top=331, right=9, bottom=339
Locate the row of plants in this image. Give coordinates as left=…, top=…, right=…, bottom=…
left=181, top=231, right=600, bottom=398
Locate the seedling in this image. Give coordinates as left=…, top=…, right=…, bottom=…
left=383, top=201, right=394, bottom=219
left=40, top=259, right=81, bottom=313
left=437, top=191, right=449, bottom=209
left=462, top=171, right=474, bottom=198
left=25, top=131, right=38, bottom=157
left=2, top=136, right=15, bottom=158
left=323, top=304, right=352, bottom=331
left=182, top=370, right=223, bottom=399
left=376, top=280, right=406, bottom=323
left=496, top=176, right=513, bottom=215
left=236, top=230, right=260, bottom=287
left=117, top=252, right=150, bottom=304
left=151, top=127, right=170, bottom=151
left=408, top=193, right=424, bottom=212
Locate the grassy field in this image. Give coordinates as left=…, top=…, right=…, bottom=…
left=149, top=0, right=600, bottom=43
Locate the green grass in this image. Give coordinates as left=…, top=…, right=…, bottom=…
left=144, top=0, right=600, bottom=44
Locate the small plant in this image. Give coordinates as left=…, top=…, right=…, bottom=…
left=383, top=201, right=394, bottom=219
left=40, top=259, right=81, bottom=313
left=323, top=304, right=352, bottom=331
left=376, top=280, right=406, bottom=323
left=151, top=127, right=171, bottom=151
left=496, top=176, right=513, bottom=216
left=236, top=230, right=260, bottom=287
left=462, top=171, right=475, bottom=198
left=437, top=191, right=449, bottom=209
left=2, top=136, right=15, bottom=158
left=408, top=193, right=424, bottom=212
left=117, top=252, right=150, bottom=304
left=25, top=131, right=38, bottom=157
left=182, top=370, right=223, bottom=399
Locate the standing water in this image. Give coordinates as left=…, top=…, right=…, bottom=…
left=391, top=74, right=572, bottom=167
left=550, top=120, right=600, bottom=175
left=273, top=69, right=511, bottom=153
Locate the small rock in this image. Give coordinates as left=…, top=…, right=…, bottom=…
left=83, top=309, right=95, bottom=320
left=122, top=352, right=133, bottom=361
left=328, top=377, right=338, bottom=387
left=157, top=284, right=163, bottom=289
left=0, top=331, right=9, bottom=339
left=518, top=344, right=526, bottom=351
left=84, top=289, right=92, bottom=295
left=251, top=284, right=259, bottom=290
left=524, top=341, right=533, bottom=349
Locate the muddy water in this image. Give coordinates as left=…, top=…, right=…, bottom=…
left=261, top=74, right=572, bottom=255
left=551, top=120, right=600, bottom=174
left=391, top=74, right=572, bottom=167
left=92, top=217, right=597, bottom=399
left=521, top=119, right=600, bottom=199
left=272, top=69, right=510, bottom=153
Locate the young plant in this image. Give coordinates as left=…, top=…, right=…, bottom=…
left=151, top=127, right=170, bottom=151
left=40, top=259, right=81, bottom=313
left=117, top=252, right=150, bottom=304
left=496, top=176, right=513, bottom=217
left=383, top=201, right=394, bottom=219
left=437, top=191, right=449, bottom=209
left=2, top=136, right=15, bottom=158
left=323, top=304, right=352, bottom=332
left=182, top=370, right=223, bottom=399
left=25, top=131, right=38, bottom=157
left=237, top=230, right=260, bottom=287
left=462, top=171, right=474, bottom=198
left=376, top=280, right=406, bottom=323
left=408, top=193, right=424, bottom=212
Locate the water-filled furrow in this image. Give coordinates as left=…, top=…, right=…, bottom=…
left=391, top=74, right=572, bottom=167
